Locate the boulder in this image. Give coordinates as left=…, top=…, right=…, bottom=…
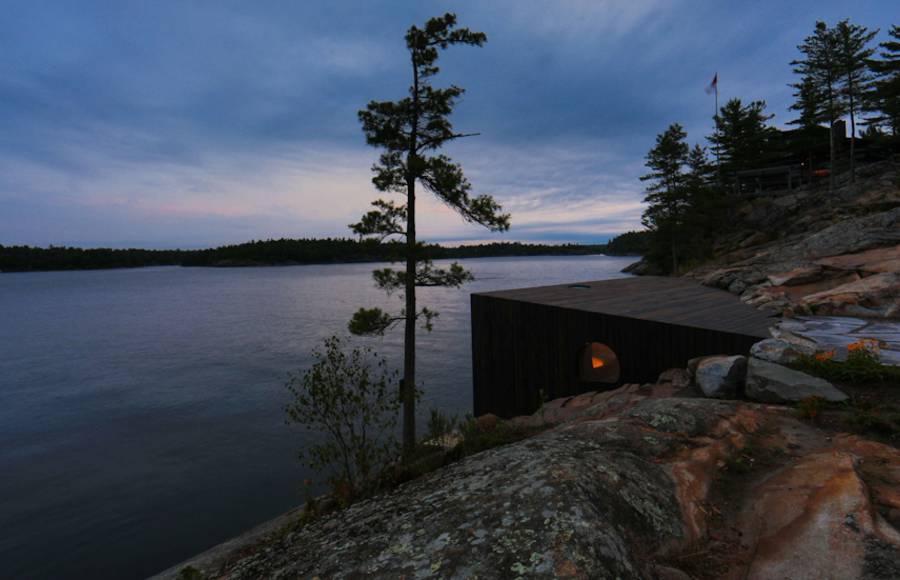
left=695, top=355, right=747, bottom=399
left=686, top=356, right=704, bottom=379
left=745, top=358, right=847, bottom=403
left=656, top=368, right=691, bottom=390
left=750, top=338, right=816, bottom=365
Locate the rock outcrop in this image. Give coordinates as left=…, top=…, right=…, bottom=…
left=684, top=161, right=900, bottom=317
left=772, top=316, right=900, bottom=366
left=749, top=337, right=816, bottom=364
left=745, top=357, right=848, bottom=403
left=694, top=355, right=747, bottom=398
left=157, top=381, right=900, bottom=580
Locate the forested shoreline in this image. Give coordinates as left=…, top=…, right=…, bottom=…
left=636, top=20, right=900, bottom=274
left=0, top=232, right=648, bottom=273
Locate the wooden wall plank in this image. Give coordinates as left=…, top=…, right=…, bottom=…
left=472, top=277, right=775, bottom=417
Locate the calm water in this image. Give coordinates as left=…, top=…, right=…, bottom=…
left=0, top=255, right=635, bottom=578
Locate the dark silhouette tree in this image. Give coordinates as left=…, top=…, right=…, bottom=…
left=792, top=22, right=844, bottom=190
left=865, top=25, right=900, bottom=136
left=706, top=98, right=776, bottom=184
left=641, top=123, right=690, bottom=273
left=790, top=76, right=823, bottom=132
left=834, top=20, right=878, bottom=182
left=788, top=76, right=826, bottom=171
left=349, top=13, right=509, bottom=454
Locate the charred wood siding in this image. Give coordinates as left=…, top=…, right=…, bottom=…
left=471, top=277, right=775, bottom=418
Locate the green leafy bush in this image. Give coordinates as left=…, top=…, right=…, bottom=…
left=426, top=408, right=459, bottom=442
left=453, top=418, right=547, bottom=458
left=285, top=336, right=400, bottom=498
left=793, top=345, right=900, bottom=384
left=844, top=400, right=900, bottom=437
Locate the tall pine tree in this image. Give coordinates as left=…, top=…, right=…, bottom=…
left=641, top=124, right=690, bottom=274
left=866, top=25, right=900, bottom=136
left=835, top=20, right=878, bottom=182
left=788, top=75, right=827, bottom=169
left=792, top=21, right=844, bottom=190
left=706, top=98, right=776, bottom=185
left=349, top=14, right=509, bottom=454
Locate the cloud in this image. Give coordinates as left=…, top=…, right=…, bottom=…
left=414, top=137, right=646, bottom=243
left=1, top=0, right=894, bottom=247
left=0, top=127, right=647, bottom=247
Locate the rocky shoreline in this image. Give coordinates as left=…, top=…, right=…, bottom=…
left=685, top=160, right=900, bottom=318
left=152, top=162, right=900, bottom=580
left=155, top=326, right=900, bottom=579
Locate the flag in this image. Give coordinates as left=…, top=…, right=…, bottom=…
left=705, top=73, right=718, bottom=95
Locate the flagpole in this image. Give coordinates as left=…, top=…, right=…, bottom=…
left=714, top=74, right=721, bottom=182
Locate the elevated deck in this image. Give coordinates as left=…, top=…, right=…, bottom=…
left=471, top=276, right=778, bottom=417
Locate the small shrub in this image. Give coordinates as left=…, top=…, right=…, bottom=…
left=793, top=343, right=900, bottom=384
left=844, top=400, right=900, bottom=437
left=426, top=408, right=459, bottom=442
left=285, top=335, right=399, bottom=498
left=796, top=396, right=827, bottom=421
left=176, top=566, right=204, bottom=580
left=454, top=417, right=547, bottom=457
left=722, top=441, right=785, bottom=475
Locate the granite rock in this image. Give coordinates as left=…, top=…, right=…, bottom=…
left=745, top=357, right=848, bottom=403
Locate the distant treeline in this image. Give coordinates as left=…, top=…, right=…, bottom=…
left=0, top=232, right=648, bottom=273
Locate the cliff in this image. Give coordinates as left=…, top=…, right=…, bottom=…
left=151, top=163, right=900, bottom=580
left=156, top=362, right=900, bottom=579
left=686, top=160, right=900, bottom=318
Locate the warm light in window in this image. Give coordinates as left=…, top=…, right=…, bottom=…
left=580, top=342, right=620, bottom=383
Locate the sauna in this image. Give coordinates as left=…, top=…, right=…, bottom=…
left=471, top=276, right=777, bottom=417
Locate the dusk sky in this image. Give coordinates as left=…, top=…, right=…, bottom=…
left=1, top=1, right=894, bottom=248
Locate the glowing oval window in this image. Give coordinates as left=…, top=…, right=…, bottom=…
left=579, top=342, right=621, bottom=383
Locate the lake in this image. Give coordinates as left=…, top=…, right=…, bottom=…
left=0, top=255, right=636, bottom=578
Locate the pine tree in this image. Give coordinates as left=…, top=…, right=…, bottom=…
left=866, top=25, right=900, bottom=136
left=706, top=98, right=776, bottom=184
left=834, top=20, right=878, bottom=182
left=792, top=21, right=844, bottom=190
left=349, top=14, right=509, bottom=454
left=788, top=75, right=826, bottom=169
left=682, top=145, right=721, bottom=262
left=640, top=124, right=690, bottom=273
left=789, top=76, right=823, bottom=132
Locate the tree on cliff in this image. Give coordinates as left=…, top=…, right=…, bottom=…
left=682, top=144, right=723, bottom=260
left=865, top=24, right=900, bottom=136
left=792, top=22, right=845, bottom=190
left=706, top=98, right=776, bottom=184
left=834, top=20, right=878, bottom=182
left=789, top=75, right=827, bottom=159
left=641, top=123, right=690, bottom=274
left=348, top=13, right=510, bottom=454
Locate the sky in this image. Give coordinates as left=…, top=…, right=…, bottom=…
left=1, top=1, right=894, bottom=248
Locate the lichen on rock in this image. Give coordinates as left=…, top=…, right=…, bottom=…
left=156, top=381, right=900, bottom=580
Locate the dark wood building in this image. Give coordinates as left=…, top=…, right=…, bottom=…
left=471, top=276, right=778, bottom=417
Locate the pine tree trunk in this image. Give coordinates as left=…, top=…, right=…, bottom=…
left=848, top=84, right=856, bottom=183
left=827, top=81, right=836, bottom=192
left=401, top=50, right=420, bottom=456
left=829, top=121, right=835, bottom=191
left=402, top=175, right=416, bottom=455
left=671, top=239, right=677, bottom=275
